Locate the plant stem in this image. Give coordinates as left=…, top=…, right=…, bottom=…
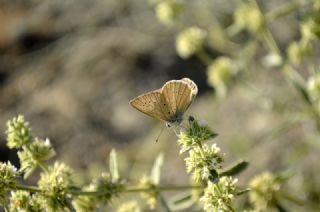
left=251, top=0, right=281, bottom=54
left=12, top=183, right=203, bottom=196
left=71, top=185, right=204, bottom=196
left=265, top=2, right=299, bottom=21
left=37, top=161, right=49, bottom=173
left=125, top=185, right=203, bottom=192
left=196, top=48, right=212, bottom=66
left=196, top=141, right=207, bottom=160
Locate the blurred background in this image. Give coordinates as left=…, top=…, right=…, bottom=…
left=0, top=0, right=320, bottom=211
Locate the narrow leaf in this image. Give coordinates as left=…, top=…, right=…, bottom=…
left=159, top=194, right=171, bottom=212
left=219, top=160, right=249, bottom=177
left=151, top=153, right=164, bottom=185
left=170, top=193, right=196, bottom=210
left=109, top=149, right=119, bottom=182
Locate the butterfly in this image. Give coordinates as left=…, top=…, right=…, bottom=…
left=130, top=78, right=198, bottom=127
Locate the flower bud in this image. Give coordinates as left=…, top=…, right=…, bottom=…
left=38, top=162, right=73, bottom=211
left=6, top=115, right=32, bottom=149
left=176, top=27, right=206, bottom=58
left=9, top=191, right=43, bottom=211
left=0, top=162, right=18, bottom=205
left=207, top=57, right=235, bottom=97
left=302, top=21, right=320, bottom=40
left=234, top=4, right=264, bottom=34
left=208, top=57, right=233, bottom=86
left=200, top=177, right=238, bottom=211
left=249, top=172, right=280, bottom=211
left=287, top=40, right=312, bottom=65
left=156, top=0, right=183, bottom=26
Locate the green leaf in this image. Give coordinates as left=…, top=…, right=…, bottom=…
left=23, top=166, right=36, bottom=179
left=219, top=160, right=249, bottom=177
left=170, top=193, right=196, bottom=210
left=159, top=194, right=171, bottom=212
left=151, top=153, right=164, bottom=185
left=284, top=66, right=312, bottom=105
left=109, top=149, right=119, bottom=182
left=236, top=188, right=251, bottom=196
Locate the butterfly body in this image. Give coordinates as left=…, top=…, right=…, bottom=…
left=130, top=78, right=198, bottom=126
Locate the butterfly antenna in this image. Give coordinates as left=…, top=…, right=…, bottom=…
left=155, top=125, right=166, bottom=143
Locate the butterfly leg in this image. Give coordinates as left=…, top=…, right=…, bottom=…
left=173, top=126, right=180, bottom=136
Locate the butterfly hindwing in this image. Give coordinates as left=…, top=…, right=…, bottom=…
left=161, top=78, right=198, bottom=119
left=130, top=90, right=170, bottom=121
left=177, top=78, right=198, bottom=113
left=181, top=78, right=198, bottom=97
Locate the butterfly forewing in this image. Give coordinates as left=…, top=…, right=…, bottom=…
left=130, top=90, right=170, bottom=121
left=161, top=81, right=180, bottom=117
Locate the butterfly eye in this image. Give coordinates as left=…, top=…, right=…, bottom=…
left=166, top=123, right=171, bottom=128
left=188, top=116, right=195, bottom=122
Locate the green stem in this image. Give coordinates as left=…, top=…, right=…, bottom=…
left=71, top=185, right=204, bottom=196
left=215, top=183, right=223, bottom=194
left=262, top=28, right=281, bottom=54
left=250, top=0, right=281, bottom=55
left=196, top=48, right=212, bottom=66
left=126, top=185, right=203, bottom=192
left=265, top=2, right=299, bottom=21
left=37, top=161, right=49, bottom=173
left=196, top=141, right=205, bottom=158
left=12, top=183, right=203, bottom=196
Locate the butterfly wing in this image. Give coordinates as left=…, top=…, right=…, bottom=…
left=161, top=78, right=198, bottom=118
left=176, top=78, right=198, bottom=114
left=130, top=90, right=170, bottom=121
left=160, top=80, right=180, bottom=117
left=181, top=78, right=198, bottom=97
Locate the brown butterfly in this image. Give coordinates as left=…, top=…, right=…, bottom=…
left=130, top=78, right=198, bottom=127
